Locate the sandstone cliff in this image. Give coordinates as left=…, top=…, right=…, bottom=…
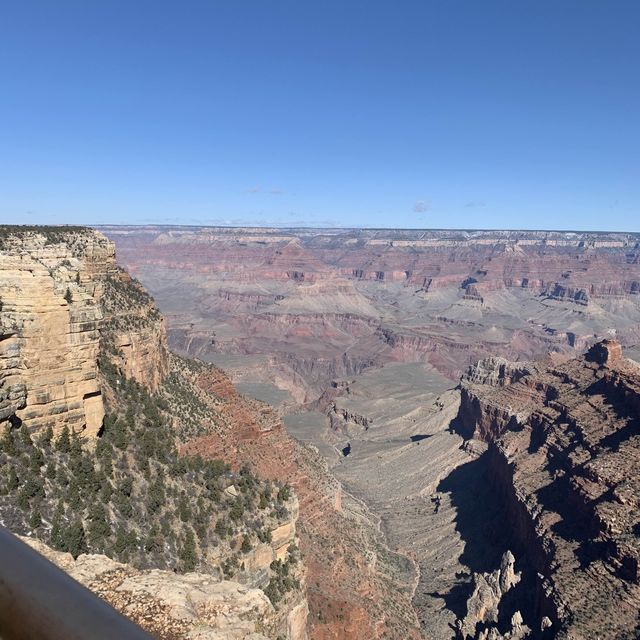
left=0, top=226, right=168, bottom=438
left=458, top=340, right=640, bottom=639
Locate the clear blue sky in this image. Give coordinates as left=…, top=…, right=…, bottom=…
left=1, top=1, right=639, bottom=230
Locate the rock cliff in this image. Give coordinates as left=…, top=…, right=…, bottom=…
left=0, top=226, right=168, bottom=438
left=458, top=340, right=640, bottom=639
left=0, top=228, right=112, bottom=436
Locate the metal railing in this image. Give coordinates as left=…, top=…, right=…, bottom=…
left=0, top=525, right=153, bottom=639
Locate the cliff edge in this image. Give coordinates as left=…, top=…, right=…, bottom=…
left=458, top=340, right=640, bottom=639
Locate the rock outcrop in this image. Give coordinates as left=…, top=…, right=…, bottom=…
left=99, top=267, right=169, bottom=391
left=0, top=229, right=112, bottom=436
left=0, top=227, right=168, bottom=437
left=455, top=551, right=530, bottom=640
left=21, top=536, right=281, bottom=640
left=458, top=340, right=640, bottom=639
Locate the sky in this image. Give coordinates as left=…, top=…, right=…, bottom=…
left=0, top=1, right=639, bottom=231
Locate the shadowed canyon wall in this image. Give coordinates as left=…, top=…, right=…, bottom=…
left=456, top=340, right=640, bottom=639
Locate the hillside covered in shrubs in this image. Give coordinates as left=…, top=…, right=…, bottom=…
left=0, top=356, right=295, bottom=587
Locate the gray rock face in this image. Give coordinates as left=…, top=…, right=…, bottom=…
left=463, top=358, right=537, bottom=388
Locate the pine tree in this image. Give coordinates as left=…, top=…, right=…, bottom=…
left=69, top=429, right=82, bottom=461
left=87, top=503, right=111, bottom=546
left=178, top=493, right=192, bottom=522
left=7, top=466, right=19, bottom=491
left=144, top=525, right=163, bottom=554
left=29, top=446, right=45, bottom=472
left=39, top=425, right=54, bottom=448
left=29, top=505, right=42, bottom=530
left=45, top=460, right=56, bottom=480
left=147, top=474, right=165, bottom=515
left=64, top=288, right=73, bottom=304
left=277, top=485, right=291, bottom=502
left=50, top=502, right=65, bottom=550
left=63, top=521, right=87, bottom=558
left=241, top=534, right=252, bottom=554
left=66, top=477, right=81, bottom=510
left=1, top=426, right=16, bottom=455
left=112, top=419, right=128, bottom=450
left=179, top=529, right=197, bottom=571
left=215, top=518, right=227, bottom=539
left=55, top=426, right=71, bottom=453
left=20, top=425, right=33, bottom=448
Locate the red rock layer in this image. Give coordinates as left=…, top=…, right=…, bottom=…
left=178, top=362, right=422, bottom=640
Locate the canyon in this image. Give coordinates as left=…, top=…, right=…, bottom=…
left=0, top=226, right=431, bottom=640
left=1, top=225, right=639, bottom=639
left=100, top=225, right=640, bottom=639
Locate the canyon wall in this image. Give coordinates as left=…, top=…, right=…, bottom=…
left=0, top=228, right=168, bottom=437
left=457, top=340, right=640, bottom=639
left=101, top=226, right=640, bottom=399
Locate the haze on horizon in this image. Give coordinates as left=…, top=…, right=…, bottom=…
left=1, top=1, right=639, bottom=231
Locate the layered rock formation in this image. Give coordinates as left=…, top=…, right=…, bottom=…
left=458, top=340, right=640, bottom=639
left=0, top=229, right=112, bottom=436
left=0, top=227, right=168, bottom=437
left=101, top=226, right=640, bottom=399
